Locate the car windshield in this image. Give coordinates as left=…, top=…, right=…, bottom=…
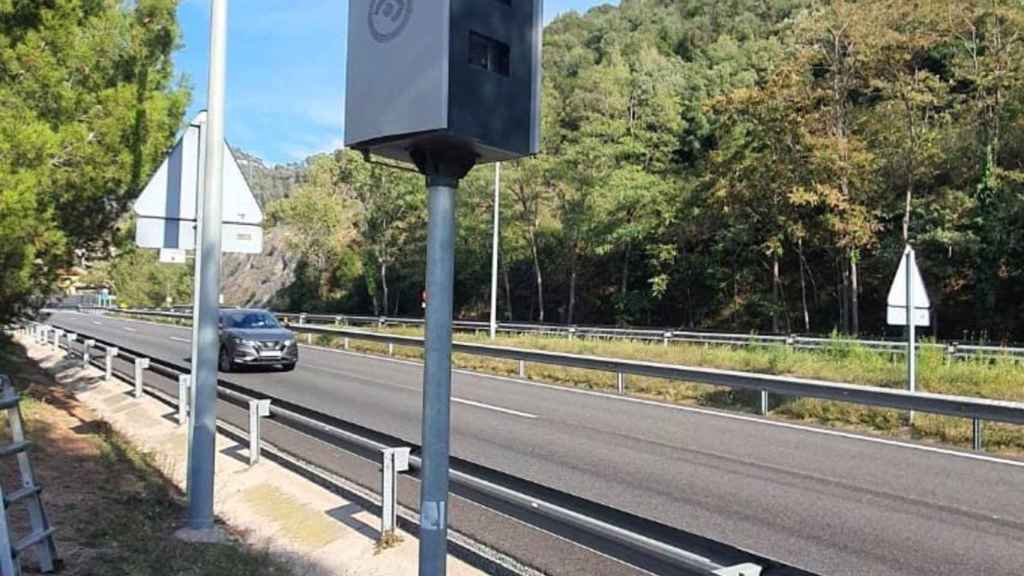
left=223, top=311, right=279, bottom=329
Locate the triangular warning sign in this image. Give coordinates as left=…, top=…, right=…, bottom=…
left=887, top=246, right=930, bottom=326
left=133, top=112, right=263, bottom=254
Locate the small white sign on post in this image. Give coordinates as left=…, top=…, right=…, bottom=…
left=159, top=249, right=187, bottom=264
left=887, top=247, right=931, bottom=327
left=133, top=112, right=263, bottom=254
left=887, top=245, right=930, bottom=419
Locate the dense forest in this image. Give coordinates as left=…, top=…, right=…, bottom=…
left=0, top=0, right=187, bottom=322
left=35, top=0, right=1024, bottom=342
left=259, top=0, right=1024, bottom=340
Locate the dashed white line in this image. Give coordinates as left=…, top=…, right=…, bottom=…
left=92, top=321, right=102, bottom=326
left=452, top=398, right=537, bottom=419
left=124, top=327, right=137, bottom=332
left=169, top=336, right=190, bottom=343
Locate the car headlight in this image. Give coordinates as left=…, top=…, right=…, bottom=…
left=284, top=338, right=296, bottom=347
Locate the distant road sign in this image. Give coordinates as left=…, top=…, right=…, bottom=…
left=159, top=249, right=187, bottom=264
left=887, top=246, right=930, bottom=326
left=134, top=112, right=263, bottom=254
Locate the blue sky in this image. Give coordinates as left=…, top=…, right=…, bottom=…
left=173, top=0, right=616, bottom=165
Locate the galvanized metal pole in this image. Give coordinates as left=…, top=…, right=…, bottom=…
left=186, top=108, right=208, bottom=500
left=187, top=0, right=228, bottom=531
left=489, top=162, right=500, bottom=341
left=906, top=247, right=916, bottom=424
left=418, top=176, right=457, bottom=576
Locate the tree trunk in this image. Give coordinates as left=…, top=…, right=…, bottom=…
left=772, top=255, right=781, bottom=333
left=567, top=248, right=578, bottom=325
left=798, top=239, right=810, bottom=333
left=850, top=250, right=860, bottom=335
left=501, top=250, right=513, bottom=321
left=840, top=258, right=850, bottom=333
left=529, top=229, right=544, bottom=323
left=380, top=261, right=389, bottom=318
left=621, top=242, right=632, bottom=299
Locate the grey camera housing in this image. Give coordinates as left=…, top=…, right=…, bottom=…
left=345, top=0, right=542, bottom=166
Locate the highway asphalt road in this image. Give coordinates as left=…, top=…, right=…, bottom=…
left=48, top=311, right=1024, bottom=576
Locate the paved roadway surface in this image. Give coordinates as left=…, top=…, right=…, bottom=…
left=48, top=311, right=1024, bottom=576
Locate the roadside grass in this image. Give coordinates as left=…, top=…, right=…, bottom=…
left=0, top=335, right=300, bottom=576
left=109, top=313, right=1024, bottom=454
left=311, top=326, right=1024, bottom=454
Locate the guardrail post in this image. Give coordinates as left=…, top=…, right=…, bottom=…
left=945, top=344, right=956, bottom=367
left=568, top=327, right=576, bottom=341
left=66, top=333, right=77, bottom=356
left=518, top=360, right=526, bottom=378
left=83, top=339, right=95, bottom=369
left=248, top=399, right=272, bottom=466
left=133, top=358, right=149, bottom=398
left=343, top=337, right=350, bottom=351
left=380, top=447, right=411, bottom=543
left=663, top=332, right=672, bottom=347
left=105, top=347, right=119, bottom=381
left=52, top=329, right=63, bottom=349
left=616, top=372, right=626, bottom=395
left=972, top=418, right=983, bottom=452
left=299, top=313, right=307, bottom=325
left=759, top=390, right=769, bottom=416
left=177, top=375, right=190, bottom=425
left=388, top=343, right=395, bottom=357
left=334, top=315, right=342, bottom=326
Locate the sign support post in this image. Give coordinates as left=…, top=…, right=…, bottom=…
left=489, top=162, right=501, bottom=341
left=187, top=0, right=228, bottom=532
left=906, top=247, right=916, bottom=423
left=886, top=244, right=930, bottom=426
left=412, top=150, right=474, bottom=576
left=186, top=114, right=207, bottom=499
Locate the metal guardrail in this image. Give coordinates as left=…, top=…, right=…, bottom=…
left=27, top=320, right=781, bottom=576
left=93, top=306, right=1024, bottom=360
left=78, top=310, right=1024, bottom=449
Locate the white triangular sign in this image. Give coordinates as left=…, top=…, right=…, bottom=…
left=887, top=246, right=930, bottom=326
left=133, top=112, right=263, bottom=254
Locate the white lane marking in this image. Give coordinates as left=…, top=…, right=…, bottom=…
left=169, top=336, right=190, bottom=343
left=92, top=321, right=102, bottom=326
left=297, top=344, right=1024, bottom=468
left=452, top=398, right=537, bottom=419
left=124, top=327, right=137, bottom=332
left=61, top=314, right=1024, bottom=468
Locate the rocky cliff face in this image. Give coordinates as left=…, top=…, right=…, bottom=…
left=221, top=149, right=307, bottom=307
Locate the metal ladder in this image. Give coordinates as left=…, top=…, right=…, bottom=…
left=0, top=374, right=58, bottom=576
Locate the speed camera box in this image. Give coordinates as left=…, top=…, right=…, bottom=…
left=345, top=0, right=542, bottom=166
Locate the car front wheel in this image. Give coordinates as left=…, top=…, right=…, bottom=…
left=219, top=347, right=234, bottom=373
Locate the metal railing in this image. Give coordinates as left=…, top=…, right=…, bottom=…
left=27, top=320, right=785, bottom=576
left=92, top=306, right=1024, bottom=361
left=68, top=310, right=1024, bottom=451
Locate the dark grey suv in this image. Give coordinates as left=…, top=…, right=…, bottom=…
left=218, top=309, right=298, bottom=372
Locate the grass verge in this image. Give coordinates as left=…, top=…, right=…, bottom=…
left=0, top=334, right=298, bottom=576
left=114, top=313, right=1024, bottom=454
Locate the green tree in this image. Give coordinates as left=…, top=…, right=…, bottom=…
left=0, top=0, right=187, bottom=321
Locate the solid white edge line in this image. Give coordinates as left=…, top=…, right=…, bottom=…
left=453, top=397, right=538, bottom=419
left=169, top=336, right=190, bottom=343
left=56, top=313, right=1024, bottom=469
